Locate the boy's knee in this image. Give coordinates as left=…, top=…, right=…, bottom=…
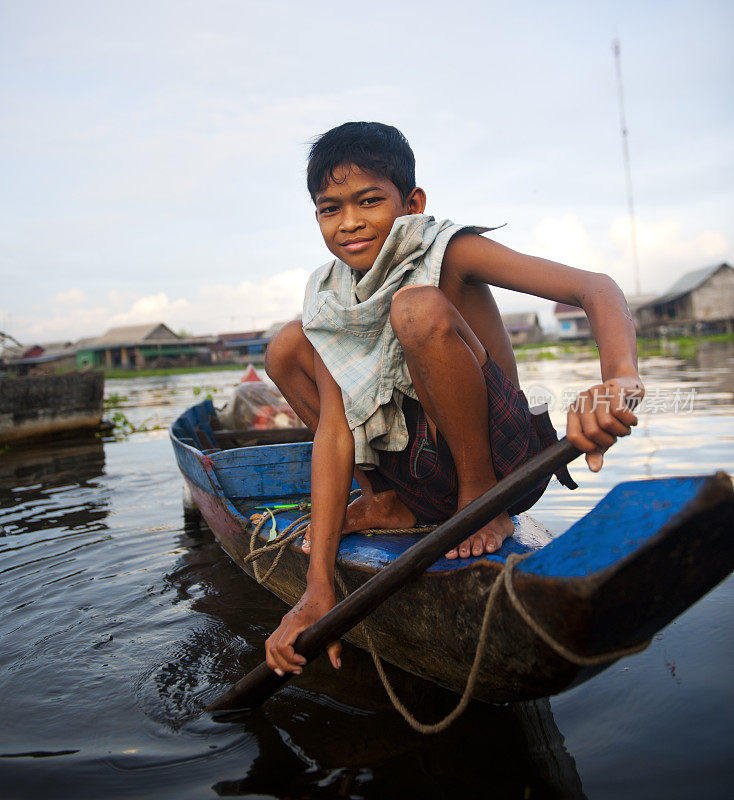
left=264, top=320, right=309, bottom=381
left=390, top=286, right=453, bottom=344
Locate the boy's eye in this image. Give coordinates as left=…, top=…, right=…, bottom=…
left=319, top=205, right=339, bottom=215
left=361, top=196, right=382, bottom=206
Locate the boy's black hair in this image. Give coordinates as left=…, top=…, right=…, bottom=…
left=307, top=122, right=416, bottom=201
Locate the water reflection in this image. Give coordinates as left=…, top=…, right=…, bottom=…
left=0, top=347, right=730, bottom=800
left=688, top=340, right=734, bottom=397
left=0, top=437, right=109, bottom=538
left=160, top=523, right=586, bottom=799
left=0, top=437, right=106, bottom=490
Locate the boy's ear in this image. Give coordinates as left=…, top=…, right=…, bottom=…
left=406, top=187, right=427, bottom=215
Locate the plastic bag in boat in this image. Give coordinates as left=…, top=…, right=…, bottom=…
left=218, top=382, right=301, bottom=430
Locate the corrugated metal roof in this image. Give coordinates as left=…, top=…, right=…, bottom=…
left=501, top=312, right=540, bottom=331
left=0, top=343, right=26, bottom=360
left=88, top=323, right=180, bottom=348
left=8, top=352, right=75, bottom=366
left=74, top=337, right=99, bottom=350
left=625, top=293, right=657, bottom=311
left=36, top=341, right=77, bottom=358
left=642, top=263, right=731, bottom=309
left=218, top=330, right=266, bottom=343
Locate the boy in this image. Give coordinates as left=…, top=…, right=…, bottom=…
left=264, top=122, right=644, bottom=676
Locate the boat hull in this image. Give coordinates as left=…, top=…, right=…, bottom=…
left=172, top=401, right=734, bottom=703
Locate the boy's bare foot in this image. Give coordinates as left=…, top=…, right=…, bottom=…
left=445, top=510, right=515, bottom=559
left=302, top=490, right=416, bottom=553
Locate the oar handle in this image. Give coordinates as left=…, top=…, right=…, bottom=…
left=208, top=437, right=582, bottom=713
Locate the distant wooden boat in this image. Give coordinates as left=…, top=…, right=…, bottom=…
left=171, top=399, right=734, bottom=704
left=0, top=371, right=105, bottom=444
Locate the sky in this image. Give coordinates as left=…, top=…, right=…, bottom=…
left=1, top=0, right=732, bottom=344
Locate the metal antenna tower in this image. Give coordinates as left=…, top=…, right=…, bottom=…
left=613, top=39, right=641, bottom=295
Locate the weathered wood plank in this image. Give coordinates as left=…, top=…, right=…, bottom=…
left=211, top=442, right=313, bottom=501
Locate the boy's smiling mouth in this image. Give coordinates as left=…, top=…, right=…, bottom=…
left=340, top=237, right=375, bottom=253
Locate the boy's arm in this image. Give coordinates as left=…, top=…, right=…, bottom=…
left=442, top=234, right=644, bottom=469
left=264, top=350, right=353, bottom=675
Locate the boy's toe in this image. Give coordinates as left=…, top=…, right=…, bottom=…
left=301, top=525, right=311, bottom=553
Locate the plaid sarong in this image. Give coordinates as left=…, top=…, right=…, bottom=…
left=369, top=354, right=576, bottom=521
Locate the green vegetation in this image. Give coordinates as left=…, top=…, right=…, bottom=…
left=103, top=392, right=128, bottom=409
left=104, top=363, right=256, bottom=379
left=515, top=348, right=559, bottom=362
left=108, top=411, right=136, bottom=436
left=192, top=384, right=221, bottom=397
left=512, top=332, right=732, bottom=362
left=637, top=332, right=734, bottom=359
left=108, top=410, right=163, bottom=437
left=513, top=342, right=599, bottom=362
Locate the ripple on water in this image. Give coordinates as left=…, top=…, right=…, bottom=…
left=0, top=353, right=732, bottom=800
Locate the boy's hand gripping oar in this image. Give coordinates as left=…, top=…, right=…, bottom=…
left=207, top=437, right=582, bottom=713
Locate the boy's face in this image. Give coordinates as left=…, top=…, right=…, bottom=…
left=314, top=163, right=426, bottom=273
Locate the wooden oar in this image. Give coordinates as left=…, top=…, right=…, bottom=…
left=208, top=437, right=582, bottom=713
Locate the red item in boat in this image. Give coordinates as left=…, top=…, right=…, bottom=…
left=240, top=365, right=262, bottom=383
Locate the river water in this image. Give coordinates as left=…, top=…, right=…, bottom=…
left=1, top=343, right=732, bottom=799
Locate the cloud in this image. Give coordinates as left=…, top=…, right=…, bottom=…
left=53, top=288, right=86, bottom=305
left=8, top=267, right=309, bottom=343
left=107, top=292, right=191, bottom=327
left=9, top=304, right=114, bottom=345
left=610, top=218, right=728, bottom=276
left=529, top=213, right=607, bottom=272
left=527, top=213, right=729, bottom=295
left=198, top=268, right=310, bottom=329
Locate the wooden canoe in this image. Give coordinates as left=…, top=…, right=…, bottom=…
left=171, top=399, right=734, bottom=704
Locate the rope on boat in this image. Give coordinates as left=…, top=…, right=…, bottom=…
left=336, top=553, right=653, bottom=734
left=333, top=566, right=498, bottom=734
left=243, top=499, right=433, bottom=584
left=244, top=506, right=653, bottom=734
left=500, top=554, right=653, bottom=667
left=244, top=510, right=310, bottom=584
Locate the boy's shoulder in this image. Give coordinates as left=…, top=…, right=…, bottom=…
left=439, top=226, right=516, bottom=287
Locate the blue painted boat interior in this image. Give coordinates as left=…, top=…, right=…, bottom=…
left=235, top=504, right=540, bottom=574
left=519, top=475, right=707, bottom=577
left=233, top=476, right=707, bottom=577
left=171, top=399, right=218, bottom=449
left=171, top=402, right=709, bottom=580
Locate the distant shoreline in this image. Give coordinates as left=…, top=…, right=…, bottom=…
left=94, top=332, right=734, bottom=378
left=104, top=363, right=263, bottom=379
left=513, top=332, right=733, bottom=362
